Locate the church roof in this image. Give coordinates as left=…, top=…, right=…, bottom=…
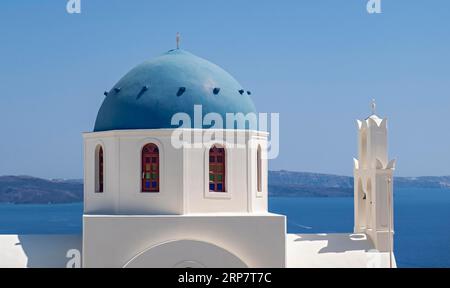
left=94, top=49, right=256, bottom=132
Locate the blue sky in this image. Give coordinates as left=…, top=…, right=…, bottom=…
left=0, top=0, right=449, bottom=178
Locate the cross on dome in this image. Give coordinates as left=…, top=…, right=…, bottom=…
left=371, top=99, right=376, bottom=115
left=176, top=32, right=180, bottom=49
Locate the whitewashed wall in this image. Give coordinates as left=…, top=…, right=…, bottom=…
left=83, top=129, right=269, bottom=215
left=83, top=214, right=286, bottom=268
left=353, top=116, right=395, bottom=252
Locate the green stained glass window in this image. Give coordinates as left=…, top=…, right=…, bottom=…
left=208, top=145, right=226, bottom=192
left=142, top=143, right=160, bottom=193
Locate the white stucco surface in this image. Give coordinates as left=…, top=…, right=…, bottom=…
left=83, top=129, right=269, bottom=215
left=0, top=233, right=396, bottom=268
left=83, top=213, right=286, bottom=268
left=353, top=115, right=395, bottom=252
left=286, top=233, right=396, bottom=268
left=0, top=235, right=82, bottom=268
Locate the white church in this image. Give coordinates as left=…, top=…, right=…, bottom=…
left=0, top=44, right=396, bottom=268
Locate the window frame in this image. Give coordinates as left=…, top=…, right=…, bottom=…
left=95, top=145, right=104, bottom=193
left=250, top=140, right=265, bottom=199
left=204, top=143, right=231, bottom=199
left=208, top=145, right=226, bottom=193
left=257, top=144, right=262, bottom=194
left=141, top=143, right=160, bottom=193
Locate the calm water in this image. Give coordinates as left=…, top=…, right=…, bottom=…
left=0, top=188, right=449, bottom=267
left=0, top=202, right=83, bottom=234
left=270, top=188, right=450, bottom=268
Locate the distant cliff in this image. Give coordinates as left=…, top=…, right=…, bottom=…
left=268, top=170, right=450, bottom=197
left=268, top=171, right=353, bottom=197
left=0, top=176, right=83, bottom=204
left=0, top=172, right=449, bottom=203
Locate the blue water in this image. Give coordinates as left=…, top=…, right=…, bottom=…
left=270, top=188, right=450, bottom=268
left=0, top=188, right=449, bottom=267
left=0, top=202, right=83, bottom=234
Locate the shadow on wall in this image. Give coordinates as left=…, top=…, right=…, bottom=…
left=17, top=235, right=82, bottom=268
left=293, top=233, right=374, bottom=253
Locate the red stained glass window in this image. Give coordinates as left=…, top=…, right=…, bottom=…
left=96, top=146, right=104, bottom=193
left=209, top=146, right=226, bottom=192
left=142, top=143, right=159, bottom=192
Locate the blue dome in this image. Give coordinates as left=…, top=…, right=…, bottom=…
left=94, top=49, right=256, bottom=132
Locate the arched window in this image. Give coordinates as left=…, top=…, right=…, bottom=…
left=142, top=143, right=160, bottom=192
left=209, top=145, right=226, bottom=192
left=257, top=145, right=262, bottom=193
left=95, top=145, right=104, bottom=193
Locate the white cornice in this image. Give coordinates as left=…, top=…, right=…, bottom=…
left=83, top=129, right=269, bottom=139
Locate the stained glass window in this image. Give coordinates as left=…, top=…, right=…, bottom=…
left=142, top=143, right=159, bottom=192
left=209, top=145, right=226, bottom=192
left=96, top=146, right=104, bottom=193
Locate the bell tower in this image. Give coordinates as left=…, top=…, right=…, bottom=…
left=353, top=101, right=396, bottom=252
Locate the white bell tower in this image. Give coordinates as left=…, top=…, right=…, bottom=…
left=353, top=100, right=396, bottom=252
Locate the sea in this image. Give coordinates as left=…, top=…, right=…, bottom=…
left=0, top=188, right=448, bottom=268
